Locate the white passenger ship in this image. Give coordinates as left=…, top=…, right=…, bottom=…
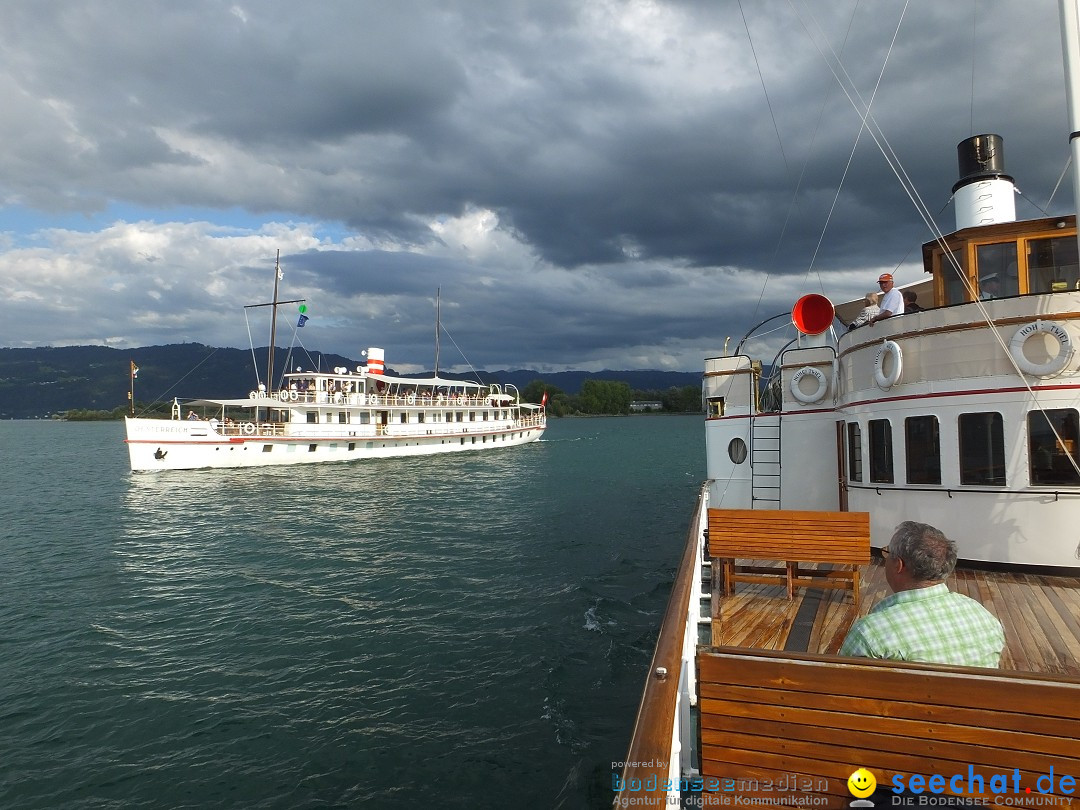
left=125, top=352, right=545, bottom=471
left=124, top=262, right=545, bottom=471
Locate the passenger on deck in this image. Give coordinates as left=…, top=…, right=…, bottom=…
left=869, top=273, right=904, bottom=324
left=839, top=521, right=1005, bottom=667
left=902, top=290, right=924, bottom=313
left=846, top=293, right=880, bottom=330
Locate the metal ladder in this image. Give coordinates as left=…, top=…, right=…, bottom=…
left=750, top=414, right=781, bottom=508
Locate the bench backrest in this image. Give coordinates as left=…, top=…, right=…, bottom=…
left=698, top=647, right=1080, bottom=804
left=707, top=508, right=870, bottom=564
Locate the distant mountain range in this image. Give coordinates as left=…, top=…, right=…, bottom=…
left=0, top=344, right=701, bottom=418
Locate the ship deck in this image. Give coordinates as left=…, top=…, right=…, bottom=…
left=617, top=497, right=1080, bottom=809
left=708, top=556, right=1080, bottom=675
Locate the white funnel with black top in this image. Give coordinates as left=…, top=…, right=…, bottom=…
left=953, top=134, right=1016, bottom=230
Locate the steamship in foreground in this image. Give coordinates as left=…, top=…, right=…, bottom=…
left=617, top=3, right=1080, bottom=806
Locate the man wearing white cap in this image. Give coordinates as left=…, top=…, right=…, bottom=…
left=871, top=273, right=904, bottom=324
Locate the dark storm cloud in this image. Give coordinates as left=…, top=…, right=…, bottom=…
left=0, top=0, right=1072, bottom=370
left=287, top=249, right=470, bottom=297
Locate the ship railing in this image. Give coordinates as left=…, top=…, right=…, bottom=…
left=616, top=482, right=710, bottom=807
left=210, top=416, right=543, bottom=439
left=272, top=391, right=504, bottom=408
left=373, top=420, right=542, bottom=438
left=215, top=421, right=286, bottom=437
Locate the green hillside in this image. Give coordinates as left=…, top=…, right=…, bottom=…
left=0, top=344, right=702, bottom=419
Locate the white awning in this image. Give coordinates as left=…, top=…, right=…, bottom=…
left=282, top=370, right=485, bottom=389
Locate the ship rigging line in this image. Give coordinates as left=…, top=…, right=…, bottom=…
left=793, top=0, right=947, bottom=255
left=741, top=0, right=861, bottom=322
left=790, top=0, right=905, bottom=290
left=438, top=323, right=485, bottom=386
left=133, top=347, right=222, bottom=416
left=1043, top=155, right=1072, bottom=211
left=738, top=0, right=791, bottom=181
left=243, top=310, right=260, bottom=390
left=797, top=1, right=983, bottom=309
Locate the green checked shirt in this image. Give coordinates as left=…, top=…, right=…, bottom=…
left=839, top=583, right=1005, bottom=668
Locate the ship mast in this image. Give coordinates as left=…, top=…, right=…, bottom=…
left=434, top=287, right=441, bottom=378
left=245, top=251, right=302, bottom=396
left=1062, top=0, right=1080, bottom=261
left=267, top=249, right=282, bottom=393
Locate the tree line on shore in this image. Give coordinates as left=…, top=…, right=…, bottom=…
left=520, top=379, right=700, bottom=417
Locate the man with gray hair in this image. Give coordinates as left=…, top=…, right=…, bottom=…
left=839, top=522, right=1005, bottom=667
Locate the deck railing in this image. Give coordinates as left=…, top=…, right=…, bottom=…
left=270, top=391, right=516, bottom=408
left=215, top=422, right=286, bottom=437
left=209, top=414, right=544, bottom=440
left=615, top=483, right=710, bottom=807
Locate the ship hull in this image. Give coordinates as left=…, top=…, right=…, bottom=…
left=125, top=417, right=545, bottom=471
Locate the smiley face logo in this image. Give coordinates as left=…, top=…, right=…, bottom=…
left=847, top=768, right=876, bottom=798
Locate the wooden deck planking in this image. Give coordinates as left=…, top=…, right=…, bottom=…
left=983, top=576, right=1025, bottom=671
left=710, top=557, right=1080, bottom=675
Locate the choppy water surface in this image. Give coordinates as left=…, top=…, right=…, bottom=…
left=0, top=416, right=702, bottom=809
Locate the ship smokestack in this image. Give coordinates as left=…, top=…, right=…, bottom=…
left=366, top=347, right=385, bottom=375
left=952, top=134, right=1016, bottom=230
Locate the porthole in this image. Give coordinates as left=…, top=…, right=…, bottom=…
left=728, top=437, right=748, bottom=464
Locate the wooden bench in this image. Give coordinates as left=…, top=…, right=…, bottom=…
left=697, top=647, right=1080, bottom=807
left=707, top=508, right=870, bottom=610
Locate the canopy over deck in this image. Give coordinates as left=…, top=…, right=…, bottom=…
left=283, top=369, right=486, bottom=389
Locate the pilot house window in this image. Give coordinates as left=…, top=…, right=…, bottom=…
left=1029, top=408, right=1080, bottom=486
left=975, top=242, right=1018, bottom=298
left=1028, top=236, right=1080, bottom=294
left=942, top=248, right=967, bottom=306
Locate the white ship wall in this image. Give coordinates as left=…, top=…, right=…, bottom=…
left=703, top=355, right=755, bottom=508
left=779, top=347, right=841, bottom=511
left=839, top=294, right=1080, bottom=564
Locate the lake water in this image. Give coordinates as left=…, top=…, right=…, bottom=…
left=0, top=415, right=703, bottom=809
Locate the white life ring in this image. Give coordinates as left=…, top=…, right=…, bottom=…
left=457, top=395, right=465, bottom=405
left=289, top=390, right=298, bottom=401
left=278, top=390, right=290, bottom=402
left=242, top=421, right=255, bottom=435
left=249, top=391, right=258, bottom=400
left=1009, top=320, right=1073, bottom=377
left=789, top=366, right=828, bottom=404
left=370, top=394, right=379, bottom=406
left=873, top=340, right=903, bottom=390
left=406, top=394, right=417, bottom=405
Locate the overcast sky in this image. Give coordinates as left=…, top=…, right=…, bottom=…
left=0, top=0, right=1072, bottom=373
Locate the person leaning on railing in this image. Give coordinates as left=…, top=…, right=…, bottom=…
left=846, top=292, right=880, bottom=330
left=869, top=272, right=904, bottom=324
left=839, top=521, right=1005, bottom=667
